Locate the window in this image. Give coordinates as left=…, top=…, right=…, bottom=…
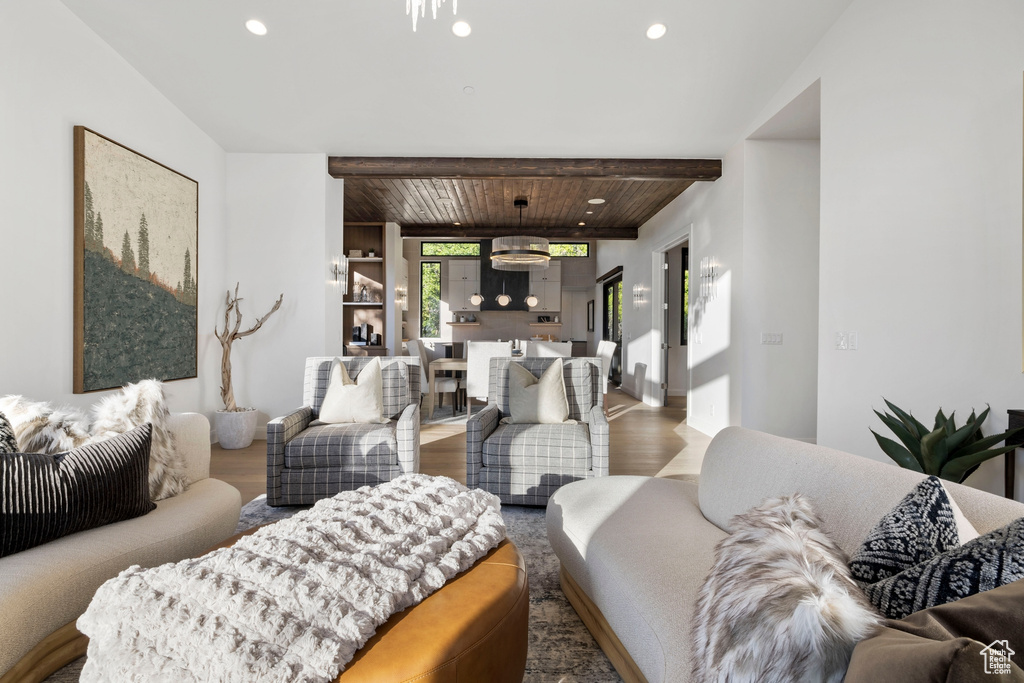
left=420, top=261, right=441, bottom=337
left=421, top=242, right=481, bottom=257
left=548, top=243, right=588, bottom=257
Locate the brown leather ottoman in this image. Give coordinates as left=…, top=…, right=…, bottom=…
left=208, top=528, right=529, bottom=683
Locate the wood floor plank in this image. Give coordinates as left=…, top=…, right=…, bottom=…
left=211, top=390, right=705, bottom=504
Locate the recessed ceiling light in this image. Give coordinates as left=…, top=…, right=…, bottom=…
left=452, top=21, right=472, bottom=37
left=454, top=222, right=461, bottom=226
left=646, top=23, right=667, bottom=40
left=585, top=211, right=594, bottom=215
left=418, top=211, right=426, bottom=215
left=463, top=86, right=476, bottom=95
left=245, top=19, right=267, bottom=36
left=587, top=198, right=606, bottom=205
left=578, top=222, right=586, bottom=226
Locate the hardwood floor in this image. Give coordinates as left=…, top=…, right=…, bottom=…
left=210, top=388, right=710, bottom=505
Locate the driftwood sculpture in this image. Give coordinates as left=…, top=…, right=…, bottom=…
left=215, top=283, right=283, bottom=412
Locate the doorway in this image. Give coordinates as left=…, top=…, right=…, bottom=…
left=603, top=275, right=623, bottom=385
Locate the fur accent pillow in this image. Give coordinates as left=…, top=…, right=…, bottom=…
left=0, top=380, right=188, bottom=501
left=318, top=357, right=387, bottom=424
left=91, top=379, right=188, bottom=500
left=507, top=358, right=570, bottom=424
left=0, top=395, right=91, bottom=453
left=692, top=494, right=881, bottom=683
left=859, top=517, right=1024, bottom=619
left=849, top=476, right=978, bottom=584
left=0, top=412, right=17, bottom=454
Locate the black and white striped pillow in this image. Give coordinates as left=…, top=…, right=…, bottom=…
left=0, top=412, right=17, bottom=454
left=0, top=423, right=156, bottom=557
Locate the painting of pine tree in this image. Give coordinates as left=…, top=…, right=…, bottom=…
left=74, top=126, right=198, bottom=393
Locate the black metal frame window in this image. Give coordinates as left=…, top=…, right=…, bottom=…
left=420, top=261, right=441, bottom=337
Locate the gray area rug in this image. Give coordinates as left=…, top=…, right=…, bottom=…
left=46, top=493, right=621, bottom=683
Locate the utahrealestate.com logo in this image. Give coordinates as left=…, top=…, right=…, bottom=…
left=981, top=640, right=1015, bottom=675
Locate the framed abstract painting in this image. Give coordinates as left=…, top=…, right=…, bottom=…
left=73, top=126, right=198, bottom=393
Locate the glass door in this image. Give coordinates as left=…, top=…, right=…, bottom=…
left=603, top=276, right=623, bottom=385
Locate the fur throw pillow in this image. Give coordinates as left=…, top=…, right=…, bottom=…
left=692, top=494, right=881, bottom=683
left=91, top=380, right=188, bottom=500
left=0, top=395, right=92, bottom=454
left=0, top=380, right=188, bottom=501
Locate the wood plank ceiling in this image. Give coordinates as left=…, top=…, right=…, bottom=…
left=330, top=157, right=722, bottom=240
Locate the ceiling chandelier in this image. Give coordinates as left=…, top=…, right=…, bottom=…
left=407, top=0, right=457, bottom=32
left=491, top=198, right=550, bottom=271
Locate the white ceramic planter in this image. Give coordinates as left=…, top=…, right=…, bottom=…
left=215, top=408, right=258, bottom=449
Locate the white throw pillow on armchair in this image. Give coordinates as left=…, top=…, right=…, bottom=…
left=507, top=358, right=570, bottom=424
left=319, top=357, right=388, bottom=424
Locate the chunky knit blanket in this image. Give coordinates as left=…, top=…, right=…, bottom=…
left=77, top=474, right=505, bottom=683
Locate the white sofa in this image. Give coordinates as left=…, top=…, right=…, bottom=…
left=0, top=413, right=242, bottom=682
left=546, top=426, right=1024, bottom=683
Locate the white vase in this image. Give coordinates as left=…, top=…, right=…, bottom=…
left=215, top=408, right=258, bottom=449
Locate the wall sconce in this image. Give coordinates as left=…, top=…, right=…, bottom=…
left=700, top=256, right=717, bottom=301
left=396, top=283, right=408, bottom=311
left=330, top=255, right=349, bottom=295
left=632, top=283, right=645, bottom=309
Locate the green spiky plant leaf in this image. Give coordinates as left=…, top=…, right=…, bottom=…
left=871, top=400, right=1022, bottom=483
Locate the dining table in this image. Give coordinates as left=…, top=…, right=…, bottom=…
left=426, top=356, right=468, bottom=419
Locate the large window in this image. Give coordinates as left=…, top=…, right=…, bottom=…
left=420, top=261, right=441, bottom=338
left=548, top=243, right=588, bottom=257
left=421, top=242, right=480, bottom=257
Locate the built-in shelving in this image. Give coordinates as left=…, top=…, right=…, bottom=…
left=343, top=222, right=387, bottom=353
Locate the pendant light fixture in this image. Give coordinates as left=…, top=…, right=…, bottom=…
left=491, top=198, right=550, bottom=271
left=496, top=279, right=511, bottom=307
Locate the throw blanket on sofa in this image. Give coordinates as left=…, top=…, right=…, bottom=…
left=77, top=474, right=505, bottom=683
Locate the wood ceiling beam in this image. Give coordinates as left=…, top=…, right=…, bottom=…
left=400, top=225, right=639, bottom=240
left=329, top=157, right=722, bottom=182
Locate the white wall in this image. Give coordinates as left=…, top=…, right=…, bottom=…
left=741, top=140, right=820, bottom=441
left=743, top=0, right=1024, bottom=496
left=0, top=1, right=227, bottom=417
left=597, top=143, right=744, bottom=429
left=223, top=154, right=329, bottom=435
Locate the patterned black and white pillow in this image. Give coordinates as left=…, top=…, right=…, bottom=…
left=849, top=476, right=975, bottom=584
left=861, top=517, right=1024, bottom=619
left=0, top=412, right=17, bottom=454
left=0, top=423, right=156, bottom=557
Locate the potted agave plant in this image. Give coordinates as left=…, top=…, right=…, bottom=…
left=213, top=283, right=283, bottom=449
left=871, top=399, right=1021, bottom=483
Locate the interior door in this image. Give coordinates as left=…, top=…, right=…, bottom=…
left=603, top=276, right=623, bottom=385
left=662, top=260, right=670, bottom=405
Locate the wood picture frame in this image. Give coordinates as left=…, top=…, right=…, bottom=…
left=587, top=299, right=595, bottom=332
left=74, top=126, right=199, bottom=393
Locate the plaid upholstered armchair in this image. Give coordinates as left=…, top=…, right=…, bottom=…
left=466, top=357, right=609, bottom=505
left=266, top=356, right=420, bottom=506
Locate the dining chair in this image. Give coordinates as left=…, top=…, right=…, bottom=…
left=410, top=339, right=461, bottom=414
left=525, top=340, right=572, bottom=357
left=465, top=340, right=513, bottom=412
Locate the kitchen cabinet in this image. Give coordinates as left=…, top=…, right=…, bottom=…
left=448, top=260, right=481, bottom=312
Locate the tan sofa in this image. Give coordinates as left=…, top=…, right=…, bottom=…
left=546, top=426, right=1024, bottom=683
left=0, top=413, right=242, bottom=682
